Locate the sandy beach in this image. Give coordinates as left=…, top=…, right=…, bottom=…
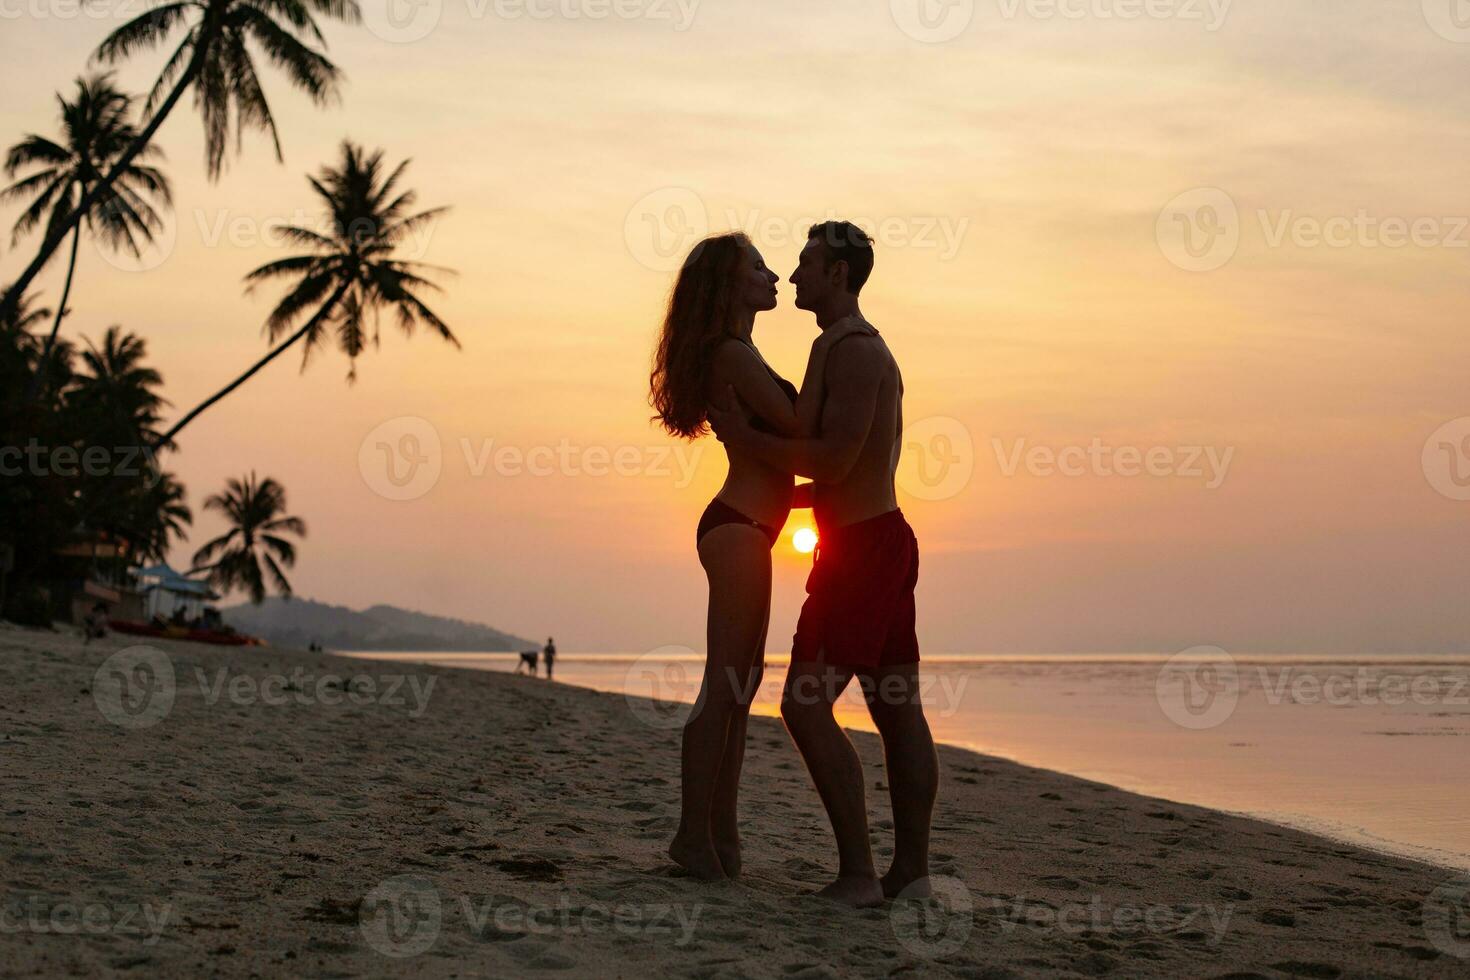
left=2, top=625, right=1467, bottom=979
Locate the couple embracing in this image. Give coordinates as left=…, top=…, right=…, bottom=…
left=649, top=221, right=939, bottom=908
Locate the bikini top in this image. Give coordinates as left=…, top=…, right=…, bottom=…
left=733, top=339, right=797, bottom=434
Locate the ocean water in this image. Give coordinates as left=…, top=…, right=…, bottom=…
left=345, top=650, right=1470, bottom=872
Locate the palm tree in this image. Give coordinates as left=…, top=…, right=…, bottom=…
left=3, top=74, right=172, bottom=400
left=69, top=325, right=170, bottom=449
left=191, top=473, right=305, bottom=604
left=0, top=287, right=50, bottom=334
left=0, top=289, right=55, bottom=413
left=128, top=472, right=193, bottom=563
left=154, top=141, right=457, bottom=448
left=0, top=0, right=360, bottom=325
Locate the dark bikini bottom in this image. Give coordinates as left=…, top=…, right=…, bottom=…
left=696, top=498, right=781, bottom=548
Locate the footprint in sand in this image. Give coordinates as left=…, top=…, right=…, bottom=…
left=1266, top=963, right=1341, bottom=979
left=781, top=857, right=825, bottom=881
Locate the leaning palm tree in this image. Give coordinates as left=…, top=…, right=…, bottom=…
left=191, top=473, right=305, bottom=604
left=153, top=141, right=457, bottom=448
left=4, top=73, right=172, bottom=400
left=0, top=0, right=359, bottom=325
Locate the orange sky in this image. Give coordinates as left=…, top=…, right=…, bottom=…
left=3, top=1, right=1468, bottom=652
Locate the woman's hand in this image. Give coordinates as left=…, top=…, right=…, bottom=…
left=816, top=315, right=878, bottom=351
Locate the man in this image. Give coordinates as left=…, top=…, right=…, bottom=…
left=708, top=221, right=939, bottom=908
left=543, top=636, right=557, bottom=681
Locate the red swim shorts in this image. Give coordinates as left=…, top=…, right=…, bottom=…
left=791, top=509, right=920, bottom=670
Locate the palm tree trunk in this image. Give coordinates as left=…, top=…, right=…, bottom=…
left=22, top=224, right=81, bottom=404
left=0, top=23, right=218, bottom=326
left=151, top=283, right=350, bottom=451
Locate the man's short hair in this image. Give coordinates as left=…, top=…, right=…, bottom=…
left=808, top=220, right=874, bottom=295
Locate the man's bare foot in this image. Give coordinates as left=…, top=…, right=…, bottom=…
left=881, top=868, right=932, bottom=899
left=668, top=832, right=726, bottom=881
left=814, top=875, right=885, bottom=908
left=712, top=833, right=742, bottom=878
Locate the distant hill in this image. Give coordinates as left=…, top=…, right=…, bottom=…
left=221, top=597, right=535, bottom=652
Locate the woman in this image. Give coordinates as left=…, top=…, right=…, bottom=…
left=650, top=232, right=869, bottom=880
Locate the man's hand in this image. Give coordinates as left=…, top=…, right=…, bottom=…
left=706, top=385, right=754, bottom=446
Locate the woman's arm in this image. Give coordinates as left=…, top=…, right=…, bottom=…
left=712, top=341, right=802, bottom=437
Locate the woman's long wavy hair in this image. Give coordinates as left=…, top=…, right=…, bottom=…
left=649, top=232, right=752, bottom=439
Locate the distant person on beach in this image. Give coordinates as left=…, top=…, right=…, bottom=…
left=708, top=221, right=938, bottom=908
left=81, top=602, right=108, bottom=644
left=543, top=637, right=557, bottom=680
left=651, top=231, right=874, bottom=881
left=516, top=650, right=539, bottom=675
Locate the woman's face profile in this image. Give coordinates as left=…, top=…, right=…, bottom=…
left=736, top=244, right=780, bottom=313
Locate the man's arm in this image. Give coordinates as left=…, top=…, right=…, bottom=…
left=794, top=316, right=876, bottom=436
left=710, top=339, right=883, bottom=482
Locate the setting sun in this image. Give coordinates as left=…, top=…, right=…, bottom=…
left=792, top=527, right=818, bottom=554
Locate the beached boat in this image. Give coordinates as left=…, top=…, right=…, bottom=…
left=108, top=619, right=262, bottom=647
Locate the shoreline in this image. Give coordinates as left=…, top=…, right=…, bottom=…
left=342, top=650, right=1470, bottom=665
left=3, top=626, right=1467, bottom=977
left=344, top=648, right=1470, bottom=877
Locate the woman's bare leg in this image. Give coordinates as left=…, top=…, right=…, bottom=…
left=669, top=525, right=771, bottom=880
left=710, top=598, right=768, bottom=876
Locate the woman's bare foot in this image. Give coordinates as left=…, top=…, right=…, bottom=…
left=712, top=833, right=742, bottom=878
left=814, top=875, right=885, bottom=908
left=669, top=832, right=726, bottom=881
left=881, top=867, right=932, bottom=899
